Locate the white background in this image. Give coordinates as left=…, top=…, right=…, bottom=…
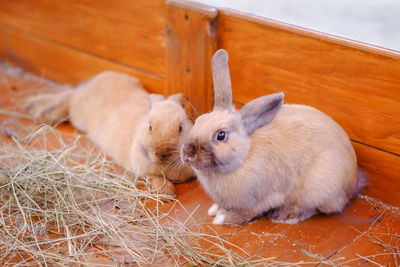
left=199, top=0, right=400, bottom=52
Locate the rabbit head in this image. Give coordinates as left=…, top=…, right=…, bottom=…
left=181, top=49, right=284, bottom=174
left=141, top=93, right=192, bottom=164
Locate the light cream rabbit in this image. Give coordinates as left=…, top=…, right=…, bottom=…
left=181, top=49, right=364, bottom=225
left=25, top=71, right=195, bottom=198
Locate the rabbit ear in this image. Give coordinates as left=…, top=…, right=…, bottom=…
left=239, top=92, right=284, bottom=135
left=211, top=49, right=232, bottom=111
left=148, top=94, right=165, bottom=106
left=167, top=93, right=184, bottom=106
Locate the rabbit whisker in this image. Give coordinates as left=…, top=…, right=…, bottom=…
left=162, top=156, right=181, bottom=171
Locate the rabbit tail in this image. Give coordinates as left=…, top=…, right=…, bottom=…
left=352, top=169, right=368, bottom=198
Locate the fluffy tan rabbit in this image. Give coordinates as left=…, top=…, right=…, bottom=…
left=25, top=71, right=195, bottom=198
left=181, top=49, right=364, bottom=225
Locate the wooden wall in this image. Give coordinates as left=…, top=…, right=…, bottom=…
left=0, top=0, right=166, bottom=92
left=217, top=11, right=400, bottom=206
left=0, top=0, right=399, bottom=206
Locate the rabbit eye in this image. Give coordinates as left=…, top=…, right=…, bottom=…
left=216, top=130, right=226, bottom=141
left=149, top=124, right=152, bottom=133
left=179, top=124, right=183, bottom=134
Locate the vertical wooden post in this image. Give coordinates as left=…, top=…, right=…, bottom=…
left=166, top=0, right=218, bottom=116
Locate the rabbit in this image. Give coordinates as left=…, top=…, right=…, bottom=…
left=24, top=71, right=195, bottom=198
left=180, top=49, right=364, bottom=225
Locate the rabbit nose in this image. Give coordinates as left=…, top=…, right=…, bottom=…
left=183, top=143, right=197, bottom=161
left=187, top=143, right=197, bottom=156
left=156, top=148, right=173, bottom=162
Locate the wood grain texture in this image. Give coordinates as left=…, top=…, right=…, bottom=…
left=0, top=25, right=164, bottom=93
left=218, top=11, right=400, bottom=155
left=353, top=142, right=400, bottom=207
left=166, top=0, right=218, bottom=115
left=222, top=9, right=400, bottom=60
left=223, top=198, right=383, bottom=263
left=0, top=0, right=166, bottom=77
left=330, top=211, right=400, bottom=265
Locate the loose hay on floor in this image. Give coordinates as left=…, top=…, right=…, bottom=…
left=1, top=124, right=398, bottom=266
left=0, top=125, right=258, bottom=266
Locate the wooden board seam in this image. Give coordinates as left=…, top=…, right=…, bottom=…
left=1, top=24, right=165, bottom=81
left=323, top=224, right=372, bottom=262
left=351, top=139, right=400, bottom=158
left=165, top=2, right=218, bottom=114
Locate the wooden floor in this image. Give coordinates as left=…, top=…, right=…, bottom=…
left=1, top=63, right=399, bottom=266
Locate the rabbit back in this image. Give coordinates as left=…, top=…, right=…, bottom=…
left=249, top=103, right=357, bottom=214
left=70, top=71, right=149, bottom=167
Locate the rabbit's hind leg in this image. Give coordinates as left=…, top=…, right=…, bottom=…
left=269, top=204, right=316, bottom=225
left=24, top=89, right=73, bottom=125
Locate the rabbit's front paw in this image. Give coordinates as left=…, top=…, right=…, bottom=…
left=148, top=174, right=176, bottom=201
left=208, top=203, right=220, bottom=216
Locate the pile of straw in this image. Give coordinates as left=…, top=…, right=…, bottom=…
left=0, top=124, right=398, bottom=266
left=0, top=125, right=256, bottom=266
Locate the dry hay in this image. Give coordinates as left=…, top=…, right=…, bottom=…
left=0, top=125, right=285, bottom=266
left=0, top=123, right=398, bottom=266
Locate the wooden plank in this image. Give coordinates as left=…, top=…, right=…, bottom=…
left=353, top=142, right=400, bottom=207
left=217, top=10, right=400, bottom=155
left=0, top=25, right=164, bottom=93
left=330, top=211, right=400, bottom=265
left=0, top=0, right=166, bottom=77
left=165, top=0, right=218, bottom=115
left=224, top=198, right=383, bottom=263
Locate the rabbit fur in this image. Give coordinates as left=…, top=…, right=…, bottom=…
left=181, top=49, right=361, bottom=225
left=25, top=71, right=195, bottom=198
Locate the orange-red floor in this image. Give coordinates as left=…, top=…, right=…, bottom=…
left=1, top=63, right=399, bottom=266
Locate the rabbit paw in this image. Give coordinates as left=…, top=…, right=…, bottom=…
left=147, top=174, right=176, bottom=201
left=211, top=208, right=253, bottom=226
left=269, top=205, right=316, bottom=225
left=208, top=203, right=220, bottom=216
